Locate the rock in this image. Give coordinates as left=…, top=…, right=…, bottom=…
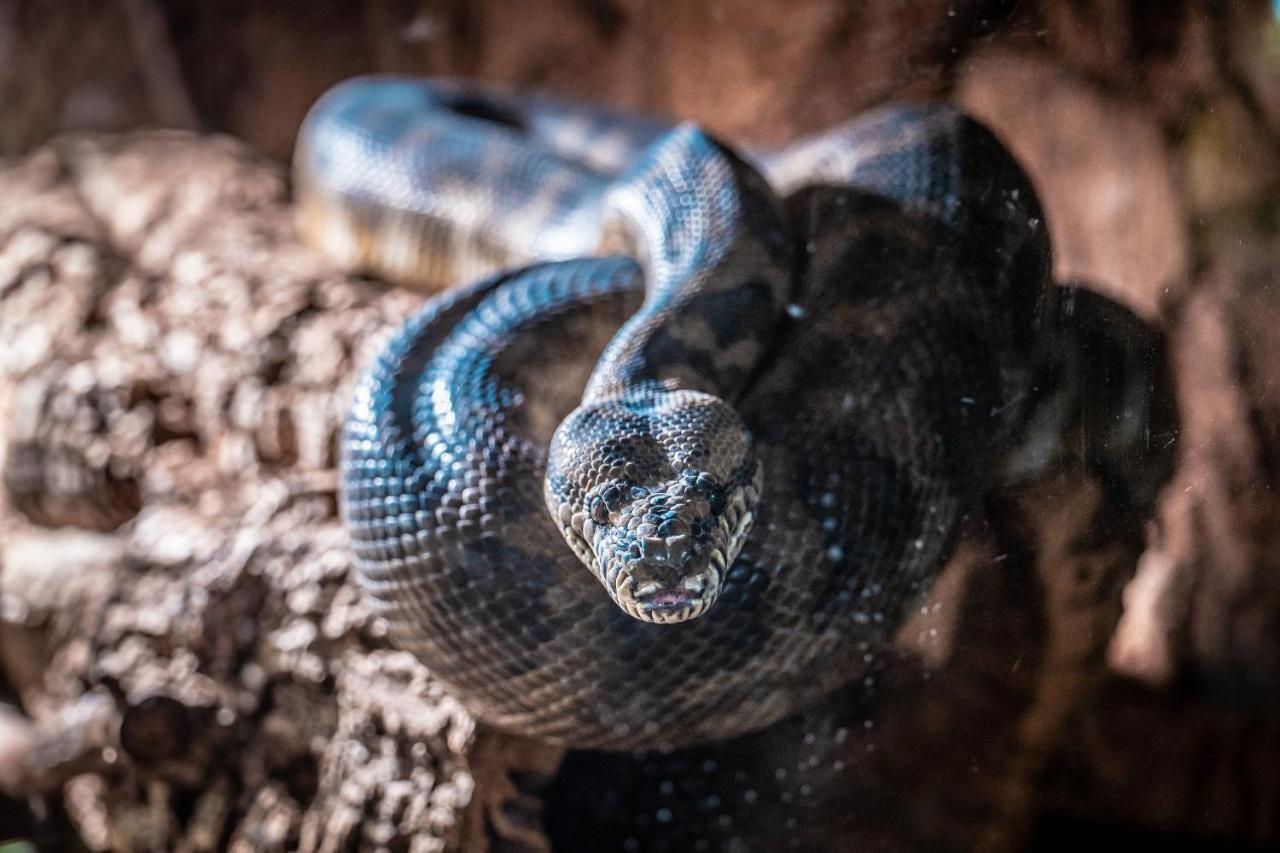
left=956, top=50, right=1188, bottom=321
left=0, top=133, right=499, bottom=851
left=1111, top=236, right=1280, bottom=698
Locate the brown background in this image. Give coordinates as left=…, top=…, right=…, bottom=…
left=1, top=1, right=1278, bottom=851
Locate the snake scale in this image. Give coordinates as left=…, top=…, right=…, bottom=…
left=295, top=77, right=1050, bottom=750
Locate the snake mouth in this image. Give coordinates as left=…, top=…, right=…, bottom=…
left=640, top=589, right=696, bottom=610
left=612, top=556, right=724, bottom=624
left=630, top=567, right=716, bottom=620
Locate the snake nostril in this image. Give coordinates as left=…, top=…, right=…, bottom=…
left=665, top=533, right=690, bottom=556
left=657, top=518, right=688, bottom=538
left=638, top=537, right=666, bottom=561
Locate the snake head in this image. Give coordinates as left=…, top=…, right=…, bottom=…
left=545, top=389, right=762, bottom=624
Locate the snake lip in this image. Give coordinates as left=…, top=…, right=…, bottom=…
left=637, top=588, right=699, bottom=613
left=629, top=568, right=713, bottom=617
left=637, top=591, right=701, bottom=617
left=635, top=581, right=705, bottom=615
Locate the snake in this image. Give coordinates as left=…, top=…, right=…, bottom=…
left=294, top=77, right=1051, bottom=751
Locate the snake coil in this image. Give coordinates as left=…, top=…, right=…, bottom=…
left=295, top=78, right=1050, bottom=749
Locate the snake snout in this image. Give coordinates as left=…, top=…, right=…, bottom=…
left=606, top=490, right=733, bottom=623
left=622, top=559, right=720, bottom=624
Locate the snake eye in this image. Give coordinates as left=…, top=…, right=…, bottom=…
left=708, top=489, right=726, bottom=515
left=590, top=496, right=611, bottom=525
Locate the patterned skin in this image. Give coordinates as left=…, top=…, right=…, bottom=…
left=301, top=78, right=1050, bottom=749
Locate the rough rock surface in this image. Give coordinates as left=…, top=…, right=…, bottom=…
left=0, top=134, right=480, bottom=852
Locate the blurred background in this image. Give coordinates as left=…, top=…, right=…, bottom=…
left=1, top=1, right=1278, bottom=851
left=3, top=0, right=1277, bottom=312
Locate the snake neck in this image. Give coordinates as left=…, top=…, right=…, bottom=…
left=585, top=125, right=793, bottom=406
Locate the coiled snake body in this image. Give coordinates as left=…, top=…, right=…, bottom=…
left=296, top=78, right=1050, bottom=750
